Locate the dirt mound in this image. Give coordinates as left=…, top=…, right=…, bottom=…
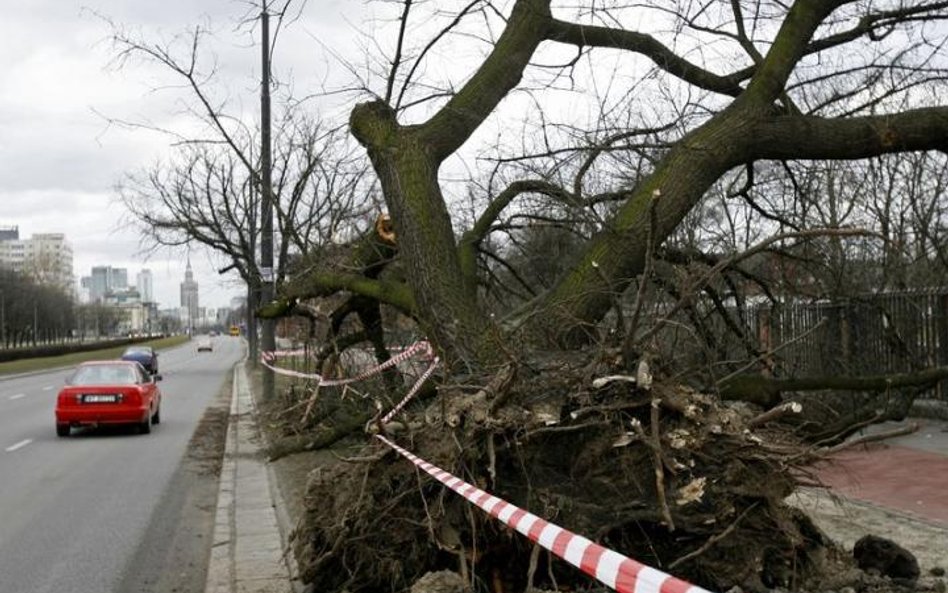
left=285, top=354, right=848, bottom=593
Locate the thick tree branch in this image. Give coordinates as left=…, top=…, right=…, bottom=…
left=808, top=2, right=948, bottom=54
left=458, top=179, right=572, bottom=279
left=750, top=107, right=948, bottom=160
left=546, top=20, right=747, bottom=97
left=720, top=365, right=948, bottom=405
left=271, top=272, right=414, bottom=317
left=418, top=0, right=551, bottom=161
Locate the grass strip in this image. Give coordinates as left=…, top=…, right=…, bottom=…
left=0, top=335, right=191, bottom=376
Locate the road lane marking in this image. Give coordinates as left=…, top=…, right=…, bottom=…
left=8, top=393, right=26, bottom=400
left=5, top=439, right=32, bottom=452
left=43, top=386, right=54, bottom=391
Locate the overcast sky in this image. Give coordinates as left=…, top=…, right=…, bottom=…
left=1, top=0, right=676, bottom=312
left=0, top=0, right=357, bottom=310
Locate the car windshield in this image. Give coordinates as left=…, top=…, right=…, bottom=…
left=70, top=365, right=139, bottom=386
left=123, top=347, right=152, bottom=355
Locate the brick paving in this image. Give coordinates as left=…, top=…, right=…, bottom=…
left=815, top=419, right=948, bottom=526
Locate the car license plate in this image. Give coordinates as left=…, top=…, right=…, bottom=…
left=83, top=394, right=118, bottom=403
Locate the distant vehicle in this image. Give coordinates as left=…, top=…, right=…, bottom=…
left=55, top=361, right=162, bottom=437
left=121, top=345, right=159, bottom=375
left=229, top=325, right=240, bottom=337
left=209, top=330, right=219, bottom=337
left=197, top=337, right=213, bottom=352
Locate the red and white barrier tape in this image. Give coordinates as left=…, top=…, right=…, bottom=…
left=380, top=355, right=440, bottom=424
left=261, top=348, right=309, bottom=359
left=261, top=340, right=435, bottom=387
left=264, top=340, right=712, bottom=593
left=376, top=435, right=712, bottom=593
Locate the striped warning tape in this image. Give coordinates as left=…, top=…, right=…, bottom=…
left=260, top=340, right=435, bottom=387
left=380, top=354, right=440, bottom=424
left=264, top=339, right=712, bottom=593
left=376, top=434, right=713, bottom=593
left=261, top=348, right=309, bottom=359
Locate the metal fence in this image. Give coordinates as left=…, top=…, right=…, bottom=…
left=741, top=288, right=948, bottom=399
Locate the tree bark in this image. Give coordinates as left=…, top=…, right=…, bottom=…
left=350, top=103, right=500, bottom=367
left=719, top=365, right=948, bottom=408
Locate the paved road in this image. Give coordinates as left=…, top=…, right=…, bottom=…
left=0, top=336, right=243, bottom=593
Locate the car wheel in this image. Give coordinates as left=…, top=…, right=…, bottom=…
left=139, top=417, right=152, bottom=434
left=152, top=405, right=161, bottom=425
left=56, top=423, right=70, bottom=437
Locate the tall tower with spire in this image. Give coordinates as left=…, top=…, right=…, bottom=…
left=180, top=259, right=200, bottom=328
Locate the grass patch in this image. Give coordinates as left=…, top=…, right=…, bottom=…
left=0, top=335, right=191, bottom=376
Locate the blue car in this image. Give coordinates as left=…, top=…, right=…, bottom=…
left=121, top=345, right=159, bottom=375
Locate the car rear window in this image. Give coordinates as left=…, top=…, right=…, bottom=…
left=70, top=365, right=138, bottom=386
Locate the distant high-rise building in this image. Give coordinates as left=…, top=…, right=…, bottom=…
left=112, top=268, right=128, bottom=290
left=89, top=266, right=111, bottom=302
left=137, top=269, right=154, bottom=303
left=180, top=260, right=199, bottom=326
left=0, top=231, right=74, bottom=296
left=78, top=277, right=92, bottom=304
left=87, top=265, right=130, bottom=302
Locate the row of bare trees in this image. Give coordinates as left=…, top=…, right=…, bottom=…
left=0, top=268, right=77, bottom=348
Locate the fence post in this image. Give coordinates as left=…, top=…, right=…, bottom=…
left=757, top=306, right=774, bottom=377
left=937, top=293, right=948, bottom=401
left=840, top=302, right=852, bottom=373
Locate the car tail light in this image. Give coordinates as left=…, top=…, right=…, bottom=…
left=125, top=389, right=142, bottom=405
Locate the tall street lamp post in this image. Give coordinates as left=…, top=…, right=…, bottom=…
left=259, top=0, right=276, bottom=401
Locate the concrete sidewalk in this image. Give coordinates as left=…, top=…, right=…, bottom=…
left=204, top=362, right=296, bottom=593
left=798, top=417, right=948, bottom=573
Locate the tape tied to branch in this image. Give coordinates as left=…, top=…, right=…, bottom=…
left=261, top=340, right=435, bottom=387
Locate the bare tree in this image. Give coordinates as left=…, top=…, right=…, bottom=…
left=107, top=8, right=378, bottom=357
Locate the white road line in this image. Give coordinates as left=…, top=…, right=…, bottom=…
left=43, top=386, right=54, bottom=391
left=8, top=393, right=26, bottom=400
left=5, top=439, right=33, bottom=452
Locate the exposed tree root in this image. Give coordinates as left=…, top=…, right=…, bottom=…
left=287, top=353, right=849, bottom=593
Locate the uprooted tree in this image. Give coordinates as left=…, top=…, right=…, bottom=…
left=257, top=1, right=948, bottom=591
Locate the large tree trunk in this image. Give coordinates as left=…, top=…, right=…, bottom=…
left=350, top=102, right=501, bottom=368
left=535, top=108, right=755, bottom=346
left=531, top=1, right=845, bottom=347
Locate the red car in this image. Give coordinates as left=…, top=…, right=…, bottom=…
left=55, top=361, right=163, bottom=437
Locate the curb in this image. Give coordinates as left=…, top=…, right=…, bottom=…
left=204, top=362, right=295, bottom=593
left=248, top=373, right=309, bottom=593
